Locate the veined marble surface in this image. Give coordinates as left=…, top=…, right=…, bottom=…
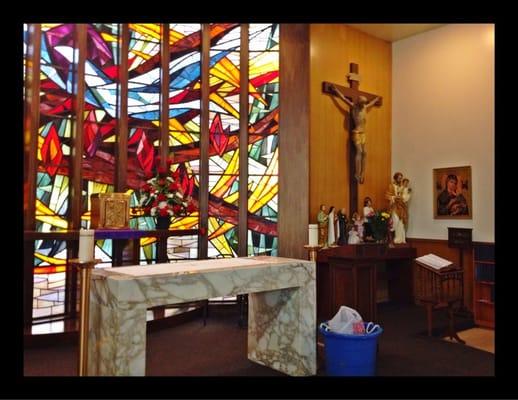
left=87, top=256, right=316, bottom=376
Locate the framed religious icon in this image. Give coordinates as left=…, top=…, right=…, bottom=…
left=433, top=166, right=472, bottom=219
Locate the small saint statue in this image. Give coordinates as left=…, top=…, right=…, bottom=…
left=317, top=204, right=329, bottom=248
left=327, top=206, right=338, bottom=247
left=337, top=208, right=348, bottom=245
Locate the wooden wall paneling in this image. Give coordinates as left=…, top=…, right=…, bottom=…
left=309, top=25, right=349, bottom=220
left=407, top=238, right=474, bottom=312
left=279, top=24, right=310, bottom=260
left=309, top=25, right=392, bottom=222
left=472, top=242, right=494, bottom=328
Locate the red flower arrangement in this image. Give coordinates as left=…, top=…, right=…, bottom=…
left=139, top=156, right=196, bottom=218
left=367, top=210, right=393, bottom=242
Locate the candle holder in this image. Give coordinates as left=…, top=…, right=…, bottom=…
left=303, top=245, right=322, bottom=261
left=69, top=258, right=102, bottom=376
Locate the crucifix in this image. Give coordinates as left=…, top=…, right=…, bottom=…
left=322, top=62, right=382, bottom=218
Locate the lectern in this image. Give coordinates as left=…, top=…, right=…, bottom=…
left=448, top=227, right=472, bottom=315
left=414, top=260, right=465, bottom=343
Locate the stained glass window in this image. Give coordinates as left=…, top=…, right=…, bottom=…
left=125, top=24, right=165, bottom=262
left=37, top=24, right=76, bottom=233
left=248, top=24, right=279, bottom=256
left=82, top=23, right=120, bottom=227
left=33, top=24, right=77, bottom=318
left=32, top=239, right=67, bottom=318
left=166, top=24, right=201, bottom=259
left=206, top=24, right=241, bottom=258
left=24, top=23, right=280, bottom=321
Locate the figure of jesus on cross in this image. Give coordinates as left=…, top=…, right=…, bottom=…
left=330, top=87, right=380, bottom=183
left=323, top=63, right=382, bottom=185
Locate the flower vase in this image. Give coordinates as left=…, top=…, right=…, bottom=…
left=372, top=230, right=387, bottom=244
left=155, top=215, right=171, bottom=230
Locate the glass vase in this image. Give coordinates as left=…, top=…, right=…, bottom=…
left=372, top=229, right=387, bottom=244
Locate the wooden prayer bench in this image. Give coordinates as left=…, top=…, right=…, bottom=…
left=414, top=261, right=465, bottom=343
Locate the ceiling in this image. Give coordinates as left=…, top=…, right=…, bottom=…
left=346, top=24, right=445, bottom=42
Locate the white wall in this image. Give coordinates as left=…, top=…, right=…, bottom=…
left=392, top=24, right=494, bottom=242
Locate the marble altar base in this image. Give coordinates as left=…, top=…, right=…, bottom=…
left=87, top=256, right=316, bottom=376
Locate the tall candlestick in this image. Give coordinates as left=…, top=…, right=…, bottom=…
left=309, top=224, right=318, bottom=246
left=78, top=229, right=95, bottom=262
left=69, top=258, right=101, bottom=376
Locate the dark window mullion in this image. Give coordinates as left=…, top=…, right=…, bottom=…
left=160, top=24, right=170, bottom=167
left=64, top=23, right=87, bottom=323
left=70, top=24, right=87, bottom=230
left=238, top=23, right=249, bottom=257
left=115, top=23, right=129, bottom=192
left=198, top=24, right=210, bottom=259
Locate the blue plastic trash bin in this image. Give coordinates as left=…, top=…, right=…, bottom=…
left=319, top=322, right=383, bottom=376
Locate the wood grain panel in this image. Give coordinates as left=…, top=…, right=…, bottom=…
left=279, top=24, right=310, bottom=260
left=407, top=237, right=475, bottom=312
left=309, top=24, right=392, bottom=222
left=316, top=262, right=330, bottom=320
left=333, top=266, right=355, bottom=316
left=356, top=263, right=377, bottom=321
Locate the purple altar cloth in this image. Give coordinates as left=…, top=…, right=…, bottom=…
left=93, top=229, right=198, bottom=240
left=94, top=229, right=145, bottom=240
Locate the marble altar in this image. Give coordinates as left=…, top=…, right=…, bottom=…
left=87, top=256, right=316, bottom=376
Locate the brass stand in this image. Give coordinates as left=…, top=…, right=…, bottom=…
left=303, top=245, right=322, bottom=261
left=69, top=258, right=101, bottom=376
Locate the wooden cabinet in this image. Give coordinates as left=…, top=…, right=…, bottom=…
left=316, top=244, right=416, bottom=323
left=329, top=259, right=379, bottom=322
left=473, top=243, right=494, bottom=328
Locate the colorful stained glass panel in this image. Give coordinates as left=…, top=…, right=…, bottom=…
left=247, top=24, right=279, bottom=256
left=32, top=239, right=67, bottom=318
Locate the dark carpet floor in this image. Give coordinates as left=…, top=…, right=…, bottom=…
left=24, top=303, right=494, bottom=377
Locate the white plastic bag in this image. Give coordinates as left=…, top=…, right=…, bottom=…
left=365, top=321, right=381, bottom=334
left=327, top=306, right=364, bottom=334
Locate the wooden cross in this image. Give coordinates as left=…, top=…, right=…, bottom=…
left=322, top=62, right=383, bottom=218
